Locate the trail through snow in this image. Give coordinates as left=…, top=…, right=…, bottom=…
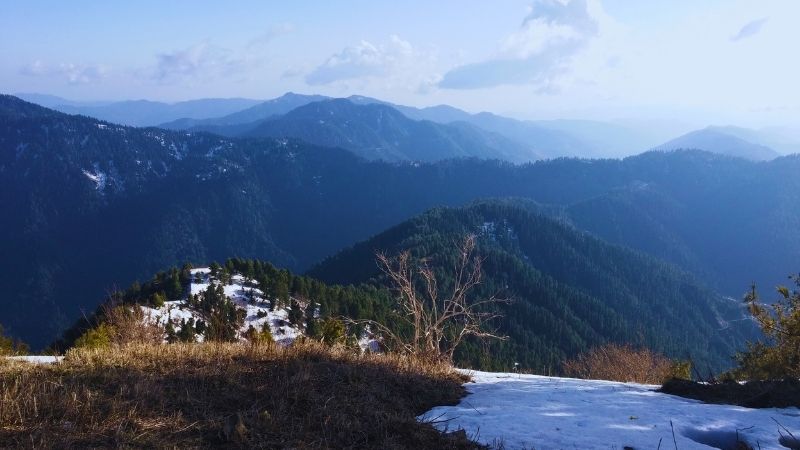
left=421, top=371, right=800, bottom=449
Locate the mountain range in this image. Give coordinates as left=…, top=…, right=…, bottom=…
left=2, top=94, right=799, bottom=358
left=17, top=91, right=800, bottom=162
left=15, top=93, right=263, bottom=127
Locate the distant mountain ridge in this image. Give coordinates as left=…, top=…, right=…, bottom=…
left=157, top=93, right=659, bottom=159
left=18, top=91, right=800, bottom=162
left=158, top=92, right=328, bottom=130
left=242, top=98, right=543, bottom=162
left=15, top=93, right=263, bottom=127
left=654, top=126, right=781, bottom=161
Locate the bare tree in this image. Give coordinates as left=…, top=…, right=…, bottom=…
left=359, top=234, right=509, bottom=361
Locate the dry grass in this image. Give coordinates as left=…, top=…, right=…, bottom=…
left=0, top=341, right=476, bottom=449
left=102, top=304, right=165, bottom=345
left=562, top=343, right=675, bottom=384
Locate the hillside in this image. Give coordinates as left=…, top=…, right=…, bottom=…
left=0, top=343, right=473, bottom=448
left=654, top=127, right=781, bottom=161
left=241, top=98, right=542, bottom=162
left=3, top=96, right=800, bottom=350
left=53, top=258, right=390, bottom=352
left=309, top=202, right=753, bottom=371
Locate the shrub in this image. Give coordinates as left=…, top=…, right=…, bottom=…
left=74, top=323, right=113, bottom=349
left=151, top=291, right=166, bottom=308
left=0, top=325, right=29, bottom=356
left=243, top=323, right=274, bottom=345
left=734, top=276, right=800, bottom=380
left=318, top=317, right=346, bottom=346
left=562, top=343, right=679, bottom=384
left=75, top=305, right=164, bottom=349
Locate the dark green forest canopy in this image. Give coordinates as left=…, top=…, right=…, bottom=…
left=309, top=202, right=756, bottom=372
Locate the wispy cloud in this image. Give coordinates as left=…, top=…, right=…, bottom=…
left=439, top=0, right=598, bottom=90
left=20, top=60, right=110, bottom=84
left=305, top=35, right=416, bottom=85
left=730, top=17, right=768, bottom=42
left=247, top=22, right=294, bottom=49
left=150, top=42, right=251, bottom=83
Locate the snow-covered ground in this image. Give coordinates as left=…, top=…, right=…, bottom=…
left=141, top=267, right=305, bottom=345
left=421, top=371, right=800, bottom=449
left=5, top=355, right=63, bottom=364
left=141, top=267, right=378, bottom=349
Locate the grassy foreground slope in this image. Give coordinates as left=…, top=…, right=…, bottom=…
left=0, top=342, right=475, bottom=449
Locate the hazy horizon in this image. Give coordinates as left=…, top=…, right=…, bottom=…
left=3, top=1, right=799, bottom=129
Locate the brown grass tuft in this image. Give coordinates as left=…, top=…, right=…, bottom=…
left=562, top=343, right=675, bottom=384
left=0, top=341, right=476, bottom=449
left=103, top=304, right=165, bottom=346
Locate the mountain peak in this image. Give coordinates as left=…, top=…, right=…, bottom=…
left=654, top=127, right=780, bottom=161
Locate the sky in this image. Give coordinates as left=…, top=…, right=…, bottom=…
left=1, top=0, right=798, bottom=127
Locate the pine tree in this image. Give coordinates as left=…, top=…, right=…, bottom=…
left=152, top=291, right=166, bottom=308
left=735, top=276, right=800, bottom=379
left=288, top=299, right=304, bottom=326
left=165, top=320, right=177, bottom=344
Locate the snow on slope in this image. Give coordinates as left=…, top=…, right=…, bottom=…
left=421, top=371, right=800, bottom=449
left=142, top=267, right=304, bottom=345
left=140, top=267, right=379, bottom=349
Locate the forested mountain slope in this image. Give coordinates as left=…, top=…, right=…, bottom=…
left=308, top=202, right=753, bottom=371
left=241, top=99, right=542, bottom=162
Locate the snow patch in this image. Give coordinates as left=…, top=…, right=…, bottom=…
left=141, top=267, right=306, bottom=345
left=6, top=356, right=63, bottom=364
left=82, top=166, right=107, bottom=191
left=420, top=371, right=800, bottom=449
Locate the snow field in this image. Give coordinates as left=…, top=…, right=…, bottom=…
left=421, top=371, right=800, bottom=449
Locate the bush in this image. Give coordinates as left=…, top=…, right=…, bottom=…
left=0, top=325, right=29, bottom=356
left=151, top=291, right=166, bottom=308
left=243, top=324, right=274, bottom=345
left=318, top=317, right=346, bottom=346
left=74, top=323, right=113, bottom=349
left=75, top=305, right=164, bottom=349
left=562, top=343, right=682, bottom=384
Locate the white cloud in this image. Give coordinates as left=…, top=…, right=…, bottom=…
left=305, top=35, right=418, bottom=85
left=151, top=42, right=252, bottom=83
left=439, top=0, right=599, bottom=90
left=20, top=60, right=110, bottom=84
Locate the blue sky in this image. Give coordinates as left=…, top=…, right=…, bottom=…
left=1, top=0, right=797, bottom=126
